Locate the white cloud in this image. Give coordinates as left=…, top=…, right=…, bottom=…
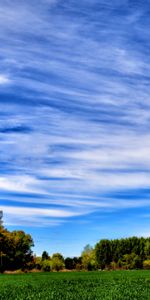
left=1, top=205, right=85, bottom=218
left=1, top=204, right=91, bottom=227
left=0, top=175, right=44, bottom=194
left=0, top=74, right=10, bottom=85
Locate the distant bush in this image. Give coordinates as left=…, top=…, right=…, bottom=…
left=41, top=260, right=51, bottom=272
left=143, top=260, right=150, bottom=270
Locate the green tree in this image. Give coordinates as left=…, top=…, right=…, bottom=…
left=65, top=257, right=74, bottom=270
left=0, top=226, right=34, bottom=271
left=144, top=239, right=150, bottom=259
left=51, top=253, right=65, bottom=271
left=95, top=239, right=112, bottom=269
left=34, top=256, right=42, bottom=270
left=42, top=251, right=49, bottom=261
left=143, top=259, right=150, bottom=269
left=41, top=259, right=51, bottom=272
left=81, top=245, right=97, bottom=270
left=120, top=253, right=142, bottom=269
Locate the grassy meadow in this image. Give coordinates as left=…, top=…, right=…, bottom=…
left=0, top=270, right=150, bottom=300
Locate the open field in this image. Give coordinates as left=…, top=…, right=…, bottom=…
left=0, top=270, right=150, bottom=300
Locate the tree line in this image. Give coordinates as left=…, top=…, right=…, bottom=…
left=0, top=221, right=150, bottom=272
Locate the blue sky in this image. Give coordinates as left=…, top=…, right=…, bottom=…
left=0, top=0, right=150, bottom=257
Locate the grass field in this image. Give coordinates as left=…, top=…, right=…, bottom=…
left=0, top=270, right=150, bottom=300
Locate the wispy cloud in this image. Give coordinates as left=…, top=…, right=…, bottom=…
left=1, top=205, right=88, bottom=218
left=0, top=0, right=150, bottom=235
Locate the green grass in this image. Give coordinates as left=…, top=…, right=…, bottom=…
left=0, top=270, right=150, bottom=300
